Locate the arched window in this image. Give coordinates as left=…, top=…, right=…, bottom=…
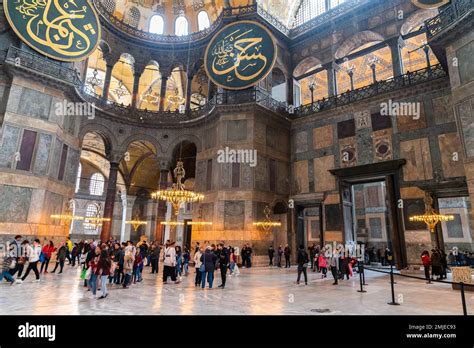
left=125, top=7, right=141, bottom=28
left=149, top=15, right=164, bottom=34
left=84, top=204, right=99, bottom=231
left=75, top=163, right=82, bottom=193
left=197, top=11, right=210, bottom=31
left=175, top=16, right=189, bottom=36
left=89, top=173, right=105, bottom=196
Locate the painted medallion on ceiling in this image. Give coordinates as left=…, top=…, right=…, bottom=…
left=205, top=20, right=277, bottom=90
left=4, top=0, right=101, bottom=62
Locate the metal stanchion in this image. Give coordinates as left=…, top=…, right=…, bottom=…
left=387, top=256, right=399, bottom=306
left=460, top=282, right=467, bottom=316
left=357, top=260, right=366, bottom=293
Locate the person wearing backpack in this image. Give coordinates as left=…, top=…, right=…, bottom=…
left=40, top=241, right=55, bottom=273
left=200, top=246, right=218, bottom=289
left=51, top=242, right=67, bottom=274
left=296, top=245, right=309, bottom=285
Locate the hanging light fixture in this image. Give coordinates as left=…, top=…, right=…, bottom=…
left=409, top=193, right=454, bottom=232
left=152, top=161, right=204, bottom=216
left=50, top=200, right=84, bottom=224
left=126, top=214, right=148, bottom=232
left=253, top=205, right=281, bottom=233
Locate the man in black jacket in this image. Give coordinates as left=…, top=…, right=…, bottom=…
left=268, top=245, right=275, bottom=266
left=296, top=245, right=309, bottom=285
left=217, top=243, right=229, bottom=289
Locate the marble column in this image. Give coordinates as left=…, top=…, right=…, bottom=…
left=325, top=63, right=338, bottom=97
left=159, top=76, right=169, bottom=112
left=100, top=155, right=121, bottom=241
left=185, top=75, right=194, bottom=111
left=145, top=199, right=157, bottom=240
left=101, top=63, right=115, bottom=101
left=131, top=68, right=143, bottom=109
left=388, top=37, right=404, bottom=77
left=286, top=77, right=294, bottom=106
left=123, top=195, right=137, bottom=242
left=154, top=159, right=171, bottom=242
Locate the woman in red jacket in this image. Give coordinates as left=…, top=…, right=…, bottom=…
left=421, top=250, right=431, bottom=284
left=40, top=241, right=56, bottom=273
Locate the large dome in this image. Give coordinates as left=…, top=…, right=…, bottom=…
left=96, top=0, right=313, bottom=36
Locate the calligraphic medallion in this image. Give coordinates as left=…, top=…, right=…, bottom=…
left=411, top=0, right=450, bottom=9
left=4, top=0, right=101, bottom=62
left=205, top=20, right=277, bottom=90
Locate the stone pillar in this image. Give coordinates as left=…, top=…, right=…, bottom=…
left=102, top=62, right=115, bottom=101
left=388, top=37, right=404, bottom=77
left=325, top=63, right=337, bottom=97
left=131, top=67, right=144, bottom=109
left=123, top=195, right=137, bottom=242
left=208, top=80, right=215, bottom=100
left=185, top=75, right=194, bottom=111
left=100, top=153, right=122, bottom=241
left=154, top=159, right=172, bottom=242
left=286, top=77, right=294, bottom=106
left=159, top=76, right=169, bottom=112
left=145, top=199, right=157, bottom=240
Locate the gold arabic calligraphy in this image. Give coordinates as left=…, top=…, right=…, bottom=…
left=211, top=29, right=269, bottom=82
left=14, top=0, right=96, bottom=58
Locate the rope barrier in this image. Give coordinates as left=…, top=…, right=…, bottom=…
left=356, top=264, right=473, bottom=315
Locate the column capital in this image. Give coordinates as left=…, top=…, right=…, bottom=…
left=107, top=151, right=123, bottom=165
left=104, top=54, right=120, bottom=68
left=157, top=157, right=173, bottom=171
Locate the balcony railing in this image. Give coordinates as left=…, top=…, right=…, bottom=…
left=78, top=85, right=216, bottom=125
left=77, top=85, right=289, bottom=126
left=3, top=45, right=81, bottom=86
left=426, top=0, right=474, bottom=38
left=93, top=0, right=224, bottom=44
left=294, top=64, right=447, bottom=118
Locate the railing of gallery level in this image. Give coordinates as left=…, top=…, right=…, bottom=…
left=294, top=64, right=447, bottom=118
left=426, top=0, right=474, bottom=38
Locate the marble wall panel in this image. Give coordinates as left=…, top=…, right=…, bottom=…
left=49, top=138, right=63, bottom=178
left=241, top=162, right=253, bottom=189
left=255, top=155, right=268, bottom=191
left=224, top=201, right=245, bottom=230
left=371, top=112, right=392, bottom=131
left=325, top=204, right=342, bottom=231
left=0, top=185, right=32, bottom=222
left=313, top=124, right=333, bottom=150
left=219, top=162, right=231, bottom=189
left=17, top=88, right=52, bottom=120
left=294, top=160, right=309, bottom=194
left=396, top=100, right=427, bottom=132
left=457, top=40, right=474, bottom=85
left=457, top=98, right=474, bottom=158
left=226, top=120, right=247, bottom=141
left=337, top=119, right=355, bottom=139
left=276, top=160, right=288, bottom=194
left=313, top=155, right=336, bottom=193
left=294, top=131, right=308, bottom=153
left=400, top=138, right=433, bottom=181
left=64, top=147, right=80, bottom=184
left=32, top=133, right=52, bottom=176
left=195, top=160, right=206, bottom=192
left=0, top=125, right=20, bottom=168
left=45, top=191, right=64, bottom=225
left=204, top=127, right=217, bottom=149
left=438, top=133, right=465, bottom=178
left=432, top=95, right=455, bottom=125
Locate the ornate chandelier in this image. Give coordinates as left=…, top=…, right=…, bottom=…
left=152, top=161, right=204, bottom=215
left=409, top=194, right=454, bottom=232
left=253, top=205, right=281, bottom=233
left=126, top=215, right=148, bottom=232
left=50, top=200, right=84, bottom=225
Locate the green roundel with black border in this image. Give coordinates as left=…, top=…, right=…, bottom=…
left=4, top=0, right=101, bottom=62
left=205, top=20, right=277, bottom=90
left=411, top=0, right=450, bottom=9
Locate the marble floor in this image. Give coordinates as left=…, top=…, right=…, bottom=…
left=0, top=265, right=472, bottom=315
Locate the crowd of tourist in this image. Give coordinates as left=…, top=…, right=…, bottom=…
left=2, top=235, right=474, bottom=294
